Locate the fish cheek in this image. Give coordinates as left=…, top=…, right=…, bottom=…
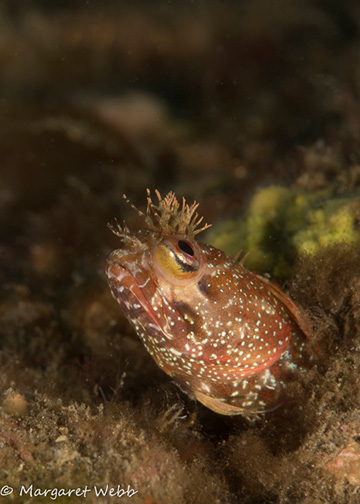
left=197, top=275, right=212, bottom=296
left=172, top=302, right=205, bottom=335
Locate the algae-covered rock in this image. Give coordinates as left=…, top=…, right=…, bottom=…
left=207, top=185, right=360, bottom=279
left=293, top=199, right=360, bottom=255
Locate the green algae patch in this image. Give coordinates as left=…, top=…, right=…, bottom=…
left=207, top=186, right=360, bottom=279
left=293, top=199, right=360, bottom=255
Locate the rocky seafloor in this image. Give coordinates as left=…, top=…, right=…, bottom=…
left=1, top=2, right=360, bottom=503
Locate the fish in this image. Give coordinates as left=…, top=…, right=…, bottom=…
left=106, top=189, right=313, bottom=417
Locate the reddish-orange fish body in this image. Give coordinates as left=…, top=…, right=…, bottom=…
left=106, top=190, right=312, bottom=416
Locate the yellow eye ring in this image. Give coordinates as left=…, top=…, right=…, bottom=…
left=152, top=235, right=203, bottom=285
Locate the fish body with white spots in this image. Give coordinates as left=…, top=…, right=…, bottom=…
left=106, top=190, right=312, bottom=417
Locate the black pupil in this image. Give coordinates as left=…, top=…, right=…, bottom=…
left=178, top=240, right=194, bottom=256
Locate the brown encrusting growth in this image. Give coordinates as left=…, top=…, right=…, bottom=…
left=1, top=2, right=360, bottom=503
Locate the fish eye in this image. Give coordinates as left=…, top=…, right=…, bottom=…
left=178, top=239, right=194, bottom=256
left=153, top=235, right=202, bottom=285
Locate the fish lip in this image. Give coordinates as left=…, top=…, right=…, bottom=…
left=106, top=248, right=142, bottom=291
left=105, top=255, right=128, bottom=283
left=106, top=254, right=164, bottom=333
left=105, top=252, right=135, bottom=296
left=106, top=247, right=145, bottom=281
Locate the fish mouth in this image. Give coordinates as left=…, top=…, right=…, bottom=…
left=105, top=248, right=143, bottom=291
left=105, top=256, right=131, bottom=288
left=106, top=253, right=162, bottom=331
